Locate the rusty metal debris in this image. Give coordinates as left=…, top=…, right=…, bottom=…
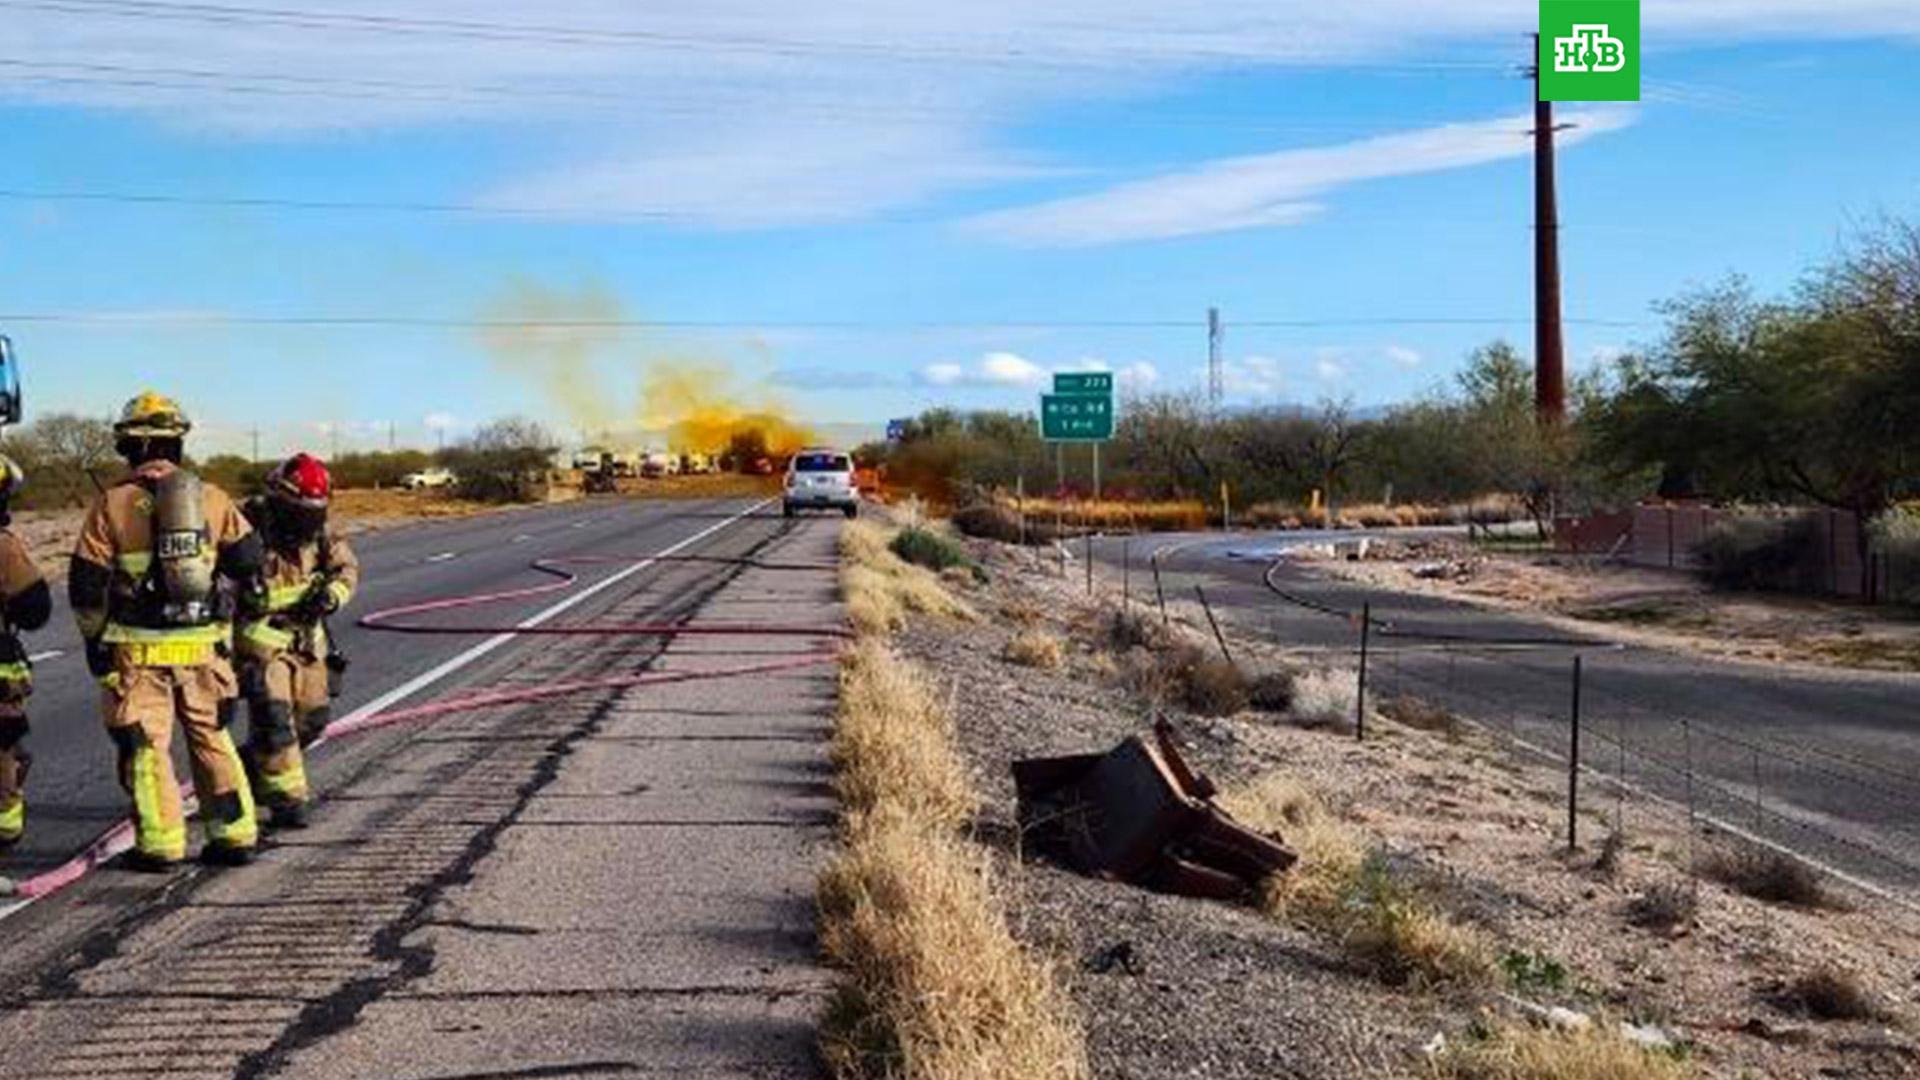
left=1013, top=722, right=1297, bottom=901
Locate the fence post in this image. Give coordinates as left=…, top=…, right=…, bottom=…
left=1355, top=602, right=1371, bottom=742
left=1122, top=539, right=1131, bottom=610
left=1195, top=584, right=1234, bottom=667
left=1016, top=472, right=1027, bottom=547
left=1152, top=551, right=1168, bottom=628
left=1567, top=654, right=1583, bottom=854
left=1085, top=531, right=1094, bottom=596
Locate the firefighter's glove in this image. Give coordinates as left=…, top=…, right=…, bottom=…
left=237, top=579, right=270, bottom=620
left=294, top=581, right=340, bottom=623
left=84, top=638, right=114, bottom=678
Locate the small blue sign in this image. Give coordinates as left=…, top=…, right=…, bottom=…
left=886, top=418, right=909, bottom=442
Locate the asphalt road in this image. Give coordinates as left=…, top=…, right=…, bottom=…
left=4, top=494, right=776, bottom=878
left=0, top=498, right=837, bottom=1078
left=1095, top=531, right=1920, bottom=901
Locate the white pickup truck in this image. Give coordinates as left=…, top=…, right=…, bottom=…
left=400, top=466, right=456, bottom=491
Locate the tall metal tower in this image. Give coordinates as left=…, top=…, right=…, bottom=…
left=1207, top=306, right=1223, bottom=408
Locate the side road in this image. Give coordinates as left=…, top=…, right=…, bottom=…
left=0, top=514, right=841, bottom=1080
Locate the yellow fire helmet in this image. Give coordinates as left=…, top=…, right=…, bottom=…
left=114, top=390, right=193, bottom=439
left=0, top=453, right=22, bottom=503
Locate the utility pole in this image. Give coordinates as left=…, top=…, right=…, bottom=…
left=1207, top=306, right=1224, bottom=410
left=250, top=426, right=260, bottom=464
left=1531, top=33, right=1567, bottom=424
left=388, top=420, right=396, bottom=452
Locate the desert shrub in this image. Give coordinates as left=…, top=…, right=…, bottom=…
left=1291, top=668, right=1358, bottom=730
left=1697, top=845, right=1830, bottom=908
left=1776, top=966, right=1883, bottom=1022
left=1380, top=694, right=1463, bottom=739
left=442, top=417, right=556, bottom=503
left=1625, top=881, right=1696, bottom=932
left=1119, top=647, right=1177, bottom=705
left=1181, top=655, right=1250, bottom=716
left=1225, top=778, right=1492, bottom=989
left=1695, top=514, right=1821, bottom=592
left=1340, top=854, right=1495, bottom=988
left=1247, top=669, right=1296, bottom=713
left=1429, top=1021, right=1691, bottom=1080
left=842, top=521, right=974, bottom=635
left=1106, top=608, right=1164, bottom=651
left=890, top=527, right=972, bottom=574
left=952, top=502, right=1027, bottom=545
left=1003, top=627, right=1065, bottom=670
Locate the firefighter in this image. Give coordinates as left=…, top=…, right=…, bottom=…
left=237, top=453, right=357, bottom=829
left=70, top=391, right=266, bottom=869
left=0, top=455, right=52, bottom=849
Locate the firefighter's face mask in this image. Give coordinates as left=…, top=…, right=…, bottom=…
left=274, top=500, right=327, bottom=544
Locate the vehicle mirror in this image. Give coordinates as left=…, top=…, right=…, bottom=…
left=0, top=336, right=20, bottom=427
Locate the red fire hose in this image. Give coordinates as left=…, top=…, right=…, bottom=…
left=12, top=552, right=847, bottom=902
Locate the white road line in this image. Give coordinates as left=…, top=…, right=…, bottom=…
left=424, top=552, right=457, bottom=563
left=334, top=498, right=771, bottom=729
left=27, top=650, right=62, bottom=663
left=511, top=534, right=533, bottom=544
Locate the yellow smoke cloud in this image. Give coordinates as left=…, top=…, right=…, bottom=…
left=639, top=360, right=814, bottom=455
left=478, top=280, right=814, bottom=454
left=478, top=279, right=624, bottom=438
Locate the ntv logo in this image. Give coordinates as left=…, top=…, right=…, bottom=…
left=1539, top=1, right=1638, bottom=101
left=1553, top=24, right=1626, bottom=74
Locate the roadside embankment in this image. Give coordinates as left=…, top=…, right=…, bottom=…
left=818, top=516, right=1088, bottom=1080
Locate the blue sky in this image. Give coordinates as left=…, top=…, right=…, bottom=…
left=6, top=1, right=1920, bottom=456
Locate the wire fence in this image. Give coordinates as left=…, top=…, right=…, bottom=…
left=1057, top=531, right=1920, bottom=919
left=1348, top=617, right=1920, bottom=913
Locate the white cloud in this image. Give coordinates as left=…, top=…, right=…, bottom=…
left=917, top=352, right=1159, bottom=392
left=920, top=362, right=966, bottom=387
left=1385, top=345, right=1423, bottom=369
left=1116, top=361, right=1159, bottom=392
left=965, top=108, right=1638, bottom=245
left=10, top=3, right=1915, bottom=227
left=1315, top=357, right=1348, bottom=383
left=917, top=352, right=1047, bottom=388
left=979, top=351, right=1049, bottom=387
left=422, top=412, right=460, bottom=431
left=1224, top=355, right=1286, bottom=399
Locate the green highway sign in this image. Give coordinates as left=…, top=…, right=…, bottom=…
left=1053, top=371, right=1113, bottom=395
left=1041, top=393, right=1113, bottom=441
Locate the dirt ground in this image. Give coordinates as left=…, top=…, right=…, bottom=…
left=1314, top=539, right=1920, bottom=675
left=896, top=526, right=1920, bottom=1080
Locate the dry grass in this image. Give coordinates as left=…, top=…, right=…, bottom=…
left=1776, top=966, right=1884, bottom=1022
left=1244, top=495, right=1526, bottom=532
left=1246, top=668, right=1296, bottom=713
left=831, top=638, right=978, bottom=832
left=1380, top=694, right=1463, bottom=739
left=1223, top=774, right=1494, bottom=989
left=1003, top=627, right=1066, bottom=670
left=1180, top=653, right=1251, bottom=716
left=1428, top=1022, right=1692, bottom=1080
left=818, top=810, right=1090, bottom=1080
left=1011, top=497, right=1207, bottom=534
left=1696, top=844, right=1833, bottom=909
left=1290, top=667, right=1359, bottom=730
left=1624, top=881, right=1696, bottom=933
left=842, top=519, right=974, bottom=635
left=822, top=539, right=1088, bottom=1080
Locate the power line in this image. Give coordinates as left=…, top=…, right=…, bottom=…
left=0, top=0, right=1512, bottom=73
left=0, top=312, right=1653, bottom=330
left=0, top=60, right=1439, bottom=135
